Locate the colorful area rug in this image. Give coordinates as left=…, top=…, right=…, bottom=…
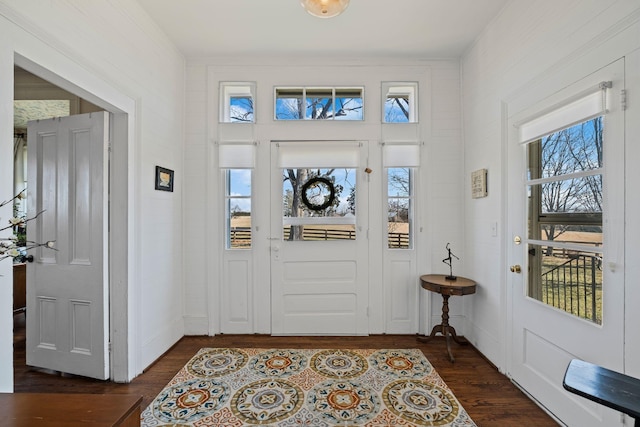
left=141, top=348, right=476, bottom=426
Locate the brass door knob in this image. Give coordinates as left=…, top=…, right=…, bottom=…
left=510, top=264, right=522, bottom=273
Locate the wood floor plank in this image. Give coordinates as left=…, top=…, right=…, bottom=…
left=13, top=313, right=558, bottom=426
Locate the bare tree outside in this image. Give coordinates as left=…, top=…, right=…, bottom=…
left=273, top=86, right=417, bottom=244
left=285, top=168, right=308, bottom=241
left=282, top=168, right=347, bottom=241
left=528, top=117, right=604, bottom=323
left=384, top=95, right=412, bottom=248
left=537, top=117, right=603, bottom=245
left=275, top=89, right=363, bottom=121
left=229, top=97, right=254, bottom=123
left=387, top=167, right=411, bottom=248
left=276, top=90, right=360, bottom=240
left=385, top=96, right=410, bottom=123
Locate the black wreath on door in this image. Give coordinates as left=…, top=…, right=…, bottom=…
left=301, top=176, right=336, bottom=211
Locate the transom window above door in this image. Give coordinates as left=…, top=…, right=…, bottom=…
left=219, top=82, right=255, bottom=123
left=274, top=87, right=363, bottom=121
left=382, top=82, right=418, bottom=123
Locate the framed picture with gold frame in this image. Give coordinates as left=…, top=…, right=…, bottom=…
left=155, top=166, right=174, bottom=192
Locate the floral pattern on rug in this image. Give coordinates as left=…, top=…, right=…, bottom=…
left=141, top=348, right=476, bottom=427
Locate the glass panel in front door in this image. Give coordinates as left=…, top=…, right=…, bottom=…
left=281, top=168, right=356, bottom=241
left=526, top=117, right=603, bottom=324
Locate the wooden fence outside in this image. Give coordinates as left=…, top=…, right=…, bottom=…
left=230, top=227, right=410, bottom=248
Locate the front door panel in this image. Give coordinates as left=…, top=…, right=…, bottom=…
left=270, top=141, right=369, bottom=335
left=507, top=60, right=624, bottom=426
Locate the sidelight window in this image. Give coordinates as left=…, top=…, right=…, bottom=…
left=382, top=142, right=419, bottom=249
left=225, top=169, right=252, bottom=249
left=387, top=168, right=413, bottom=249
left=219, top=141, right=255, bottom=249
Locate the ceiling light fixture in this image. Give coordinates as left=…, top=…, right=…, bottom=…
left=300, top=0, right=350, bottom=18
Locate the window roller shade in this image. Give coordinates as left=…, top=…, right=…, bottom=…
left=382, top=143, right=420, bottom=167
left=218, top=142, right=255, bottom=168
left=518, top=83, right=610, bottom=144
left=277, top=142, right=360, bottom=168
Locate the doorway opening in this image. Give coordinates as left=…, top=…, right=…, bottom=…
left=13, top=65, right=103, bottom=382
left=11, top=57, right=130, bottom=384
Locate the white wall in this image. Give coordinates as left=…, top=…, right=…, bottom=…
left=462, top=0, right=640, bottom=372
left=0, top=0, right=185, bottom=389
left=182, top=62, right=209, bottom=334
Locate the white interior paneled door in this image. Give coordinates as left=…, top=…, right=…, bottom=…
left=26, top=112, right=110, bottom=380
left=270, top=141, right=369, bottom=335
left=507, top=60, right=624, bottom=426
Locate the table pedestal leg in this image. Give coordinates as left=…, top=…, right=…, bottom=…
left=417, top=294, right=469, bottom=362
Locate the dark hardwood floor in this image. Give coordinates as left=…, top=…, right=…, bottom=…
left=13, top=312, right=558, bottom=426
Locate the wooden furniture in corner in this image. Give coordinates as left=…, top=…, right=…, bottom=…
left=0, top=393, right=143, bottom=426
left=13, top=263, right=26, bottom=313
left=417, top=273, right=477, bottom=362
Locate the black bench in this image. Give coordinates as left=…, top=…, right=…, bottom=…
left=563, top=359, right=640, bottom=427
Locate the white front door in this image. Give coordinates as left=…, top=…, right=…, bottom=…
left=26, top=112, right=110, bottom=380
left=270, top=141, right=369, bottom=335
left=507, top=60, right=624, bottom=425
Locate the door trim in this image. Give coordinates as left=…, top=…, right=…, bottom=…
left=14, top=53, right=135, bottom=382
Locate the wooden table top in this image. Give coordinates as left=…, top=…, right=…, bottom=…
left=0, top=393, right=142, bottom=426
left=420, top=274, right=477, bottom=296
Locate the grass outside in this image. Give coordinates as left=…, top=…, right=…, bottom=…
left=538, top=249, right=603, bottom=324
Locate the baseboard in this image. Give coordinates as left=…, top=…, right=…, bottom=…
left=140, top=315, right=184, bottom=371
left=468, top=321, right=503, bottom=371
left=183, top=315, right=209, bottom=335
left=510, top=378, right=566, bottom=426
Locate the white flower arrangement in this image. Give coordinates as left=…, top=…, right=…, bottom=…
left=1, top=190, right=56, bottom=262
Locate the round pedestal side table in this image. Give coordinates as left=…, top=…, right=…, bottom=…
left=417, top=274, right=477, bottom=362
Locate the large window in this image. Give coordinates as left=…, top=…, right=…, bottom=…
left=527, top=117, right=603, bottom=323
left=518, top=81, right=611, bottom=324
left=274, top=87, right=363, bottom=121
